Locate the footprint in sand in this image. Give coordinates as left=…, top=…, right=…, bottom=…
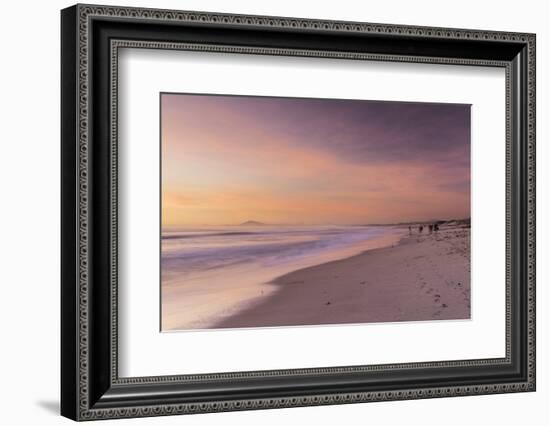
left=433, top=310, right=442, bottom=317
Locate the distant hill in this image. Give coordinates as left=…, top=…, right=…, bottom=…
left=239, top=220, right=267, bottom=226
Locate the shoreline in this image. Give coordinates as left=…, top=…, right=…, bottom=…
left=213, top=225, right=470, bottom=329
left=161, top=228, right=404, bottom=331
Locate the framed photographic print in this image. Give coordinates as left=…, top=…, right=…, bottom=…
left=61, top=4, right=536, bottom=421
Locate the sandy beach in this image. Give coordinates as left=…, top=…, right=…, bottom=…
left=215, top=224, right=470, bottom=329
left=161, top=226, right=404, bottom=331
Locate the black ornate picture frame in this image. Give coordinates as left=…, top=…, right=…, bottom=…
left=61, top=4, right=536, bottom=421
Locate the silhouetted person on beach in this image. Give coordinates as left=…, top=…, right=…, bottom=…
left=419, top=225, right=423, bottom=233
left=408, top=226, right=412, bottom=235
left=434, top=223, right=440, bottom=232
left=429, top=224, right=433, bottom=233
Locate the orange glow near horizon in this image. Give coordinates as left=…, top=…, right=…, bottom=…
left=161, top=94, right=470, bottom=227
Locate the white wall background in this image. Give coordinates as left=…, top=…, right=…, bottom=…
left=0, top=0, right=546, bottom=424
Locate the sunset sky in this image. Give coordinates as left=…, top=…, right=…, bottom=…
left=161, top=93, right=470, bottom=227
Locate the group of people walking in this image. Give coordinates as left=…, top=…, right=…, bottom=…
left=409, top=223, right=439, bottom=235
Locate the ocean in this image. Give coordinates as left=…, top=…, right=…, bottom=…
left=161, top=225, right=403, bottom=330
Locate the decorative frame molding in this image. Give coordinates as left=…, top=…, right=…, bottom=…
left=61, top=4, right=535, bottom=421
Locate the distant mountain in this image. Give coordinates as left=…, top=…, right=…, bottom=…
left=239, top=220, right=267, bottom=226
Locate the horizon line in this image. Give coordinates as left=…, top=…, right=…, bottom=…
left=162, top=217, right=471, bottom=229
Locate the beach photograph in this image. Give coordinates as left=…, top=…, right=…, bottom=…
left=160, top=93, right=471, bottom=331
